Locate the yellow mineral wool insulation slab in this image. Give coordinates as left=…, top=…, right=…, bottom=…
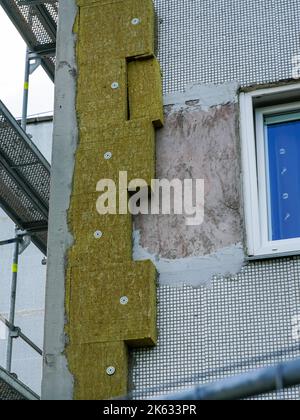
left=77, top=0, right=156, bottom=61
left=67, top=341, right=128, bottom=400
left=65, top=0, right=163, bottom=399
left=68, top=261, right=157, bottom=345
left=128, top=58, right=164, bottom=127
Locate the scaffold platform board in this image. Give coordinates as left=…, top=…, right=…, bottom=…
left=0, top=100, right=50, bottom=254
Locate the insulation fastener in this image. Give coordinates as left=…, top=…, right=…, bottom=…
left=106, top=366, right=116, bottom=376
left=104, top=152, right=112, bottom=160
left=111, top=82, right=119, bottom=89
left=131, top=18, right=140, bottom=25
left=94, top=231, right=103, bottom=239
left=120, top=296, right=129, bottom=305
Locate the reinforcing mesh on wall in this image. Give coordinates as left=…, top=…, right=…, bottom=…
left=132, top=257, right=300, bottom=400
left=128, top=0, right=300, bottom=400
left=153, top=0, right=300, bottom=94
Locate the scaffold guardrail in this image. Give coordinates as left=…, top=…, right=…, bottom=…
left=0, top=0, right=57, bottom=81
left=0, top=100, right=50, bottom=254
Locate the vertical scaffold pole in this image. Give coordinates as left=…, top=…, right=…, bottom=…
left=6, top=230, right=20, bottom=372
left=21, top=47, right=30, bottom=132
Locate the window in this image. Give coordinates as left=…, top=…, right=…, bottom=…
left=240, top=84, right=300, bottom=257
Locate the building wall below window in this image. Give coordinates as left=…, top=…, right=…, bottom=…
left=131, top=262, right=300, bottom=399
left=127, top=0, right=300, bottom=398
left=130, top=83, right=300, bottom=399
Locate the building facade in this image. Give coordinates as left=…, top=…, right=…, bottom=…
left=42, top=0, right=300, bottom=400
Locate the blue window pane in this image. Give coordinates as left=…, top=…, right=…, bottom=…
left=267, top=119, right=300, bottom=241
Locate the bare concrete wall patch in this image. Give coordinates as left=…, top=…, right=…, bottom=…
left=133, top=230, right=245, bottom=288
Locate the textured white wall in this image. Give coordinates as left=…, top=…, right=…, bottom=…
left=0, top=119, right=52, bottom=395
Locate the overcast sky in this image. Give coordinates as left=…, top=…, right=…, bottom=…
left=0, top=8, right=54, bottom=118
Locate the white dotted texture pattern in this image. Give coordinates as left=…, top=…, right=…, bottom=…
left=153, top=0, right=300, bottom=94
left=132, top=257, right=300, bottom=400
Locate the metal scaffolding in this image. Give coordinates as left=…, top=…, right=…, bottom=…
left=0, top=365, right=39, bottom=400
left=0, top=231, right=43, bottom=400
left=0, top=0, right=56, bottom=399
left=0, top=100, right=50, bottom=255
left=0, top=0, right=58, bottom=81
left=0, top=2, right=55, bottom=255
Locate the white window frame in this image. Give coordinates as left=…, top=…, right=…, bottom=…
left=240, top=84, right=300, bottom=258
